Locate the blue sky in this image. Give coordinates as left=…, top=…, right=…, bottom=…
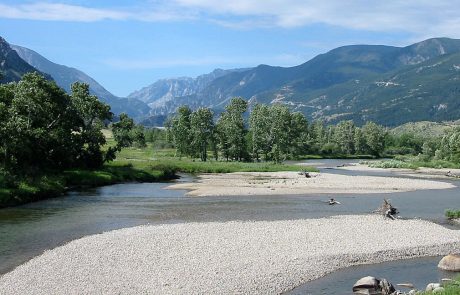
left=1, top=1, right=459, bottom=97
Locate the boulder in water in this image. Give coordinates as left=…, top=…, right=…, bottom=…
left=352, top=276, right=396, bottom=295
left=438, top=254, right=460, bottom=271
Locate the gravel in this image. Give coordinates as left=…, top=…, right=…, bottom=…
left=168, top=172, right=455, bottom=196
left=1, top=215, right=460, bottom=295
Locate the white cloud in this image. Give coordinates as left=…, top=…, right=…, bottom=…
left=174, top=0, right=460, bottom=37
left=0, top=3, right=128, bottom=22
left=1, top=1, right=460, bottom=39
left=0, top=2, right=193, bottom=22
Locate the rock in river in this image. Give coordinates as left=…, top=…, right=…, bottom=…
left=438, top=254, right=460, bottom=271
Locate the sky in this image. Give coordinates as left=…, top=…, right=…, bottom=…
left=1, top=1, right=460, bottom=97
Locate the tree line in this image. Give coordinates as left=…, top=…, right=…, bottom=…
left=166, top=97, right=387, bottom=163
left=0, top=73, right=141, bottom=179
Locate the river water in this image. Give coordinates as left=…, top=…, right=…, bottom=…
left=0, top=160, right=459, bottom=293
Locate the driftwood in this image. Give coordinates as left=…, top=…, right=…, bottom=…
left=299, top=170, right=311, bottom=178
left=373, top=199, right=399, bottom=220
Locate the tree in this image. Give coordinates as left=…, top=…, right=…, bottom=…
left=249, top=104, right=271, bottom=161
left=289, top=112, right=309, bottom=157
left=190, top=107, right=215, bottom=162
left=435, top=127, right=460, bottom=163
left=362, top=121, right=386, bottom=157
left=112, top=113, right=136, bottom=148
left=354, top=127, right=367, bottom=155
left=309, top=120, right=327, bottom=153
left=167, top=106, right=192, bottom=158
left=0, top=73, right=82, bottom=174
left=267, top=104, right=292, bottom=163
left=334, top=120, right=356, bottom=154
left=70, top=82, right=113, bottom=167
left=216, top=97, right=248, bottom=161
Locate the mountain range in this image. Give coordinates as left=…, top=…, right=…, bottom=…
left=128, top=37, right=460, bottom=126
left=2, top=35, right=460, bottom=126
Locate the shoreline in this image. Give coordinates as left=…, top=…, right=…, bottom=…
left=1, top=215, right=459, bottom=294
left=167, top=171, right=455, bottom=197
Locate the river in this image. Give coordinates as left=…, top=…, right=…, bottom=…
left=0, top=160, right=459, bottom=293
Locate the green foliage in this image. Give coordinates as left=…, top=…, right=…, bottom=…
left=216, top=97, right=248, bottom=161
left=420, top=276, right=460, bottom=294
left=70, top=82, right=113, bottom=167
left=435, top=127, right=460, bottom=163
left=111, top=113, right=146, bottom=150
left=333, top=120, right=355, bottom=154
left=112, top=113, right=136, bottom=148
left=166, top=105, right=192, bottom=158
left=249, top=104, right=310, bottom=163
left=0, top=73, right=83, bottom=173
left=445, top=209, right=460, bottom=219
left=361, top=121, right=386, bottom=156
left=190, top=107, right=215, bottom=162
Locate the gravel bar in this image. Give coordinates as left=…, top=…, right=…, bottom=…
left=1, top=215, right=460, bottom=294
left=167, top=172, right=455, bottom=196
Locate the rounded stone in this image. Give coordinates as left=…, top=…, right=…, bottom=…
left=438, top=254, right=460, bottom=271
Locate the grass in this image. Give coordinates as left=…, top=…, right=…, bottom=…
left=299, top=154, right=375, bottom=160
left=420, top=276, right=460, bottom=294
left=445, top=209, right=460, bottom=219
left=363, top=156, right=460, bottom=170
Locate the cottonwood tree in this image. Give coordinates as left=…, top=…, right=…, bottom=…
left=435, top=127, right=460, bottom=163
left=289, top=112, right=309, bottom=157
left=249, top=104, right=271, bottom=161
left=361, top=121, right=386, bottom=156
left=267, top=104, right=292, bottom=163
left=70, top=82, right=113, bottom=167
left=0, top=73, right=80, bottom=174
left=334, top=120, right=356, bottom=154
left=216, top=97, right=248, bottom=161
left=167, top=106, right=192, bottom=158
left=190, top=107, right=215, bottom=162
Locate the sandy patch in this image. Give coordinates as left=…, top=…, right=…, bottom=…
left=1, top=215, right=459, bottom=295
left=167, top=172, right=454, bottom=197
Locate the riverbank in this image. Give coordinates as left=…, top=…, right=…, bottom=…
left=1, top=215, right=459, bottom=294
left=0, top=163, right=177, bottom=208
left=0, top=145, right=313, bottom=208
left=167, top=171, right=454, bottom=197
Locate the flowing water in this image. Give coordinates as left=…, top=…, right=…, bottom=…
left=0, top=161, right=459, bottom=293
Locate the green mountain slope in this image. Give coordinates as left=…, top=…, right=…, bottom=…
left=146, top=38, right=460, bottom=126
left=296, top=51, right=460, bottom=126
